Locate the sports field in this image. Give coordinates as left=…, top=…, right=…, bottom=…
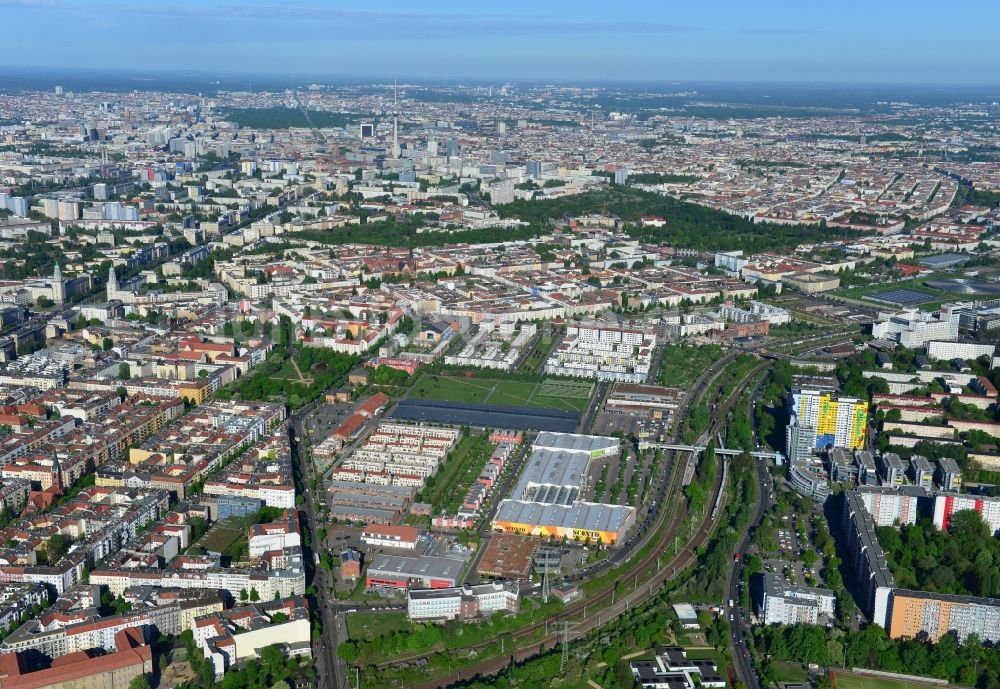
left=408, top=374, right=593, bottom=413
left=835, top=672, right=940, bottom=689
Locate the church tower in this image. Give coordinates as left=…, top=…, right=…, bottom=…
left=51, top=264, right=66, bottom=304
left=107, top=265, right=119, bottom=301
left=51, top=452, right=63, bottom=494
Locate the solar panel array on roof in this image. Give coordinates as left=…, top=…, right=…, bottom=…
left=391, top=399, right=580, bottom=433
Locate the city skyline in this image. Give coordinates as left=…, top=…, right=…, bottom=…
left=2, top=0, right=1000, bottom=84
left=1, top=5, right=1000, bottom=689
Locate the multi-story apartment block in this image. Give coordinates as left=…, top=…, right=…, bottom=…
left=933, top=493, right=1000, bottom=535
left=926, top=340, right=995, bottom=362
left=887, top=590, right=1000, bottom=643
left=877, top=452, right=907, bottom=487
left=788, top=387, right=868, bottom=450
left=544, top=324, right=656, bottom=383
left=936, top=457, right=962, bottom=492
left=855, top=485, right=920, bottom=526
left=762, top=572, right=836, bottom=625
left=908, top=455, right=934, bottom=489
left=193, top=596, right=312, bottom=679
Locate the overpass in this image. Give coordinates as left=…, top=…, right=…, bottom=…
left=638, top=441, right=784, bottom=463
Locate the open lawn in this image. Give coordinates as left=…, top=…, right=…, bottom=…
left=834, top=672, right=942, bottom=689
left=346, top=611, right=410, bottom=641
left=409, top=374, right=593, bottom=413
left=270, top=358, right=313, bottom=384
left=771, top=661, right=810, bottom=683
left=196, top=520, right=244, bottom=555
left=516, top=325, right=565, bottom=375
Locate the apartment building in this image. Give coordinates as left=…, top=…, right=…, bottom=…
left=909, top=455, right=934, bottom=489
left=888, top=590, right=1000, bottom=643
left=544, top=324, right=656, bottom=383
left=248, top=511, right=301, bottom=558
left=936, top=457, right=963, bottom=492
left=855, top=485, right=921, bottom=526
left=0, top=628, right=152, bottom=689
left=842, top=491, right=895, bottom=627
left=787, top=387, right=868, bottom=450
left=933, top=493, right=1000, bottom=534
left=762, top=572, right=836, bottom=625
left=193, top=596, right=312, bottom=679
left=927, top=340, right=995, bottom=362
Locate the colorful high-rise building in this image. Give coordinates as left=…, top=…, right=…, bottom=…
left=788, top=388, right=868, bottom=450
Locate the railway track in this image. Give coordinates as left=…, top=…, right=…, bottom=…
left=364, top=359, right=769, bottom=688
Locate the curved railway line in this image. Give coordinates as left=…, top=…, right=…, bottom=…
left=360, top=356, right=771, bottom=689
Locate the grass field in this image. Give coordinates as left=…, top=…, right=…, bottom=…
left=416, top=433, right=489, bottom=509
left=834, top=672, right=939, bottom=689
left=516, top=325, right=564, bottom=374
left=196, top=520, right=244, bottom=555
left=271, top=358, right=312, bottom=384
left=409, top=374, right=593, bottom=413
left=771, top=661, right=810, bottom=683
left=346, top=611, right=410, bottom=641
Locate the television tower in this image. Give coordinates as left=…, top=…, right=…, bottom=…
left=392, top=80, right=400, bottom=159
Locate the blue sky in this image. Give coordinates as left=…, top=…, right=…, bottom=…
left=3, top=0, right=999, bottom=83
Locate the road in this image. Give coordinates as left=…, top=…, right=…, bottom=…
left=577, top=381, right=608, bottom=434
left=727, top=381, right=775, bottom=689
left=289, top=417, right=344, bottom=689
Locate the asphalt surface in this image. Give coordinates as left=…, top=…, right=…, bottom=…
left=577, top=381, right=608, bottom=434
left=289, top=414, right=344, bottom=689
left=727, top=378, right=776, bottom=689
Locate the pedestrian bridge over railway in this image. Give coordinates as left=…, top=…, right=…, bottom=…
left=638, top=441, right=784, bottom=464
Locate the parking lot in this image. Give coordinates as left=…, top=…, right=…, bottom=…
left=306, top=402, right=355, bottom=442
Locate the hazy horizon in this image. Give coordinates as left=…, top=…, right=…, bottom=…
left=2, top=0, right=999, bottom=84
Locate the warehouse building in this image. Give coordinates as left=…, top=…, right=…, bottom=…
left=476, top=534, right=538, bottom=580
left=492, top=500, right=635, bottom=545
left=491, top=433, right=635, bottom=545
left=365, top=554, right=465, bottom=591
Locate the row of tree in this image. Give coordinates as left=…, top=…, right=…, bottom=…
left=756, top=623, right=1000, bottom=689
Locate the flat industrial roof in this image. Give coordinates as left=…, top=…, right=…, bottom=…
left=533, top=431, right=620, bottom=455
left=476, top=534, right=538, bottom=579
left=495, top=499, right=635, bottom=533
left=512, top=449, right=591, bottom=501
left=368, top=554, right=466, bottom=581
left=391, top=398, right=580, bottom=433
